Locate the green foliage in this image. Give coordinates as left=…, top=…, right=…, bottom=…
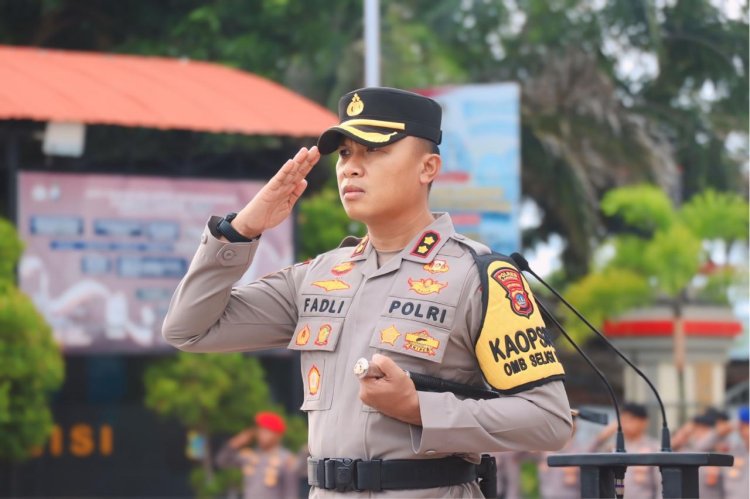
left=562, top=268, right=652, bottom=344
left=297, top=181, right=365, bottom=261
left=0, top=219, right=64, bottom=461
left=143, top=352, right=308, bottom=495
left=0, top=218, right=23, bottom=282
left=601, top=185, right=676, bottom=233
left=283, top=412, right=308, bottom=453
left=643, top=223, right=703, bottom=297
left=144, top=352, right=272, bottom=433
left=680, top=189, right=749, bottom=243
left=190, top=467, right=242, bottom=499
left=520, top=459, right=540, bottom=498
left=565, top=183, right=746, bottom=339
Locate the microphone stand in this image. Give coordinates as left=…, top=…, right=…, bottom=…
left=510, top=253, right=734, bottom=498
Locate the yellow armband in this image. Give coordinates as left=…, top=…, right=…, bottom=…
left=472, top=253, right=565, bottom=394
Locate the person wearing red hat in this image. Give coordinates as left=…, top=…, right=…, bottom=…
left=216, top=411, right=299, bottom=499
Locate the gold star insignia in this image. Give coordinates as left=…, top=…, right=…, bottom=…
left=417, top=245, right=428, bottom=254
left=423, top=236, right=436, bottom=245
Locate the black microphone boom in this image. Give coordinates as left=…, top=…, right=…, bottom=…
left=536, top=298, right=627, bottom=454
left=510, top=252, right=673, bottom=452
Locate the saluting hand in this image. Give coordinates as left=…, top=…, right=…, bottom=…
left=359, top=354, right=422, bottom=426
left=232, top=146, right=321, bottom=238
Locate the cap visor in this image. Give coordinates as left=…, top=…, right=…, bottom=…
left=317, top=125, right=407, bottom=154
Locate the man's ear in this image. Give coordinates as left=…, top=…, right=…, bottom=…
left=419, top=153, right=441, bottom=186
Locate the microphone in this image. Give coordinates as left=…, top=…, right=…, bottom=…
left=535, top=298, right=626, bottom=454
left=511, top=252, right=673, bottom=452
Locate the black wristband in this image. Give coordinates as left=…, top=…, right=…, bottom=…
left=217, top=213, right=260, bottom=243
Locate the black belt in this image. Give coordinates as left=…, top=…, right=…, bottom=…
left=307, top=456, right=487, bottom=492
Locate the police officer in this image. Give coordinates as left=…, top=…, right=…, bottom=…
left=163, top=87, right=573, bottom=497
left=590, top=403, right=661, bottom=499
left=216, top=411, right=299, bottom=499
left=724, top=406, right=749, bottom=499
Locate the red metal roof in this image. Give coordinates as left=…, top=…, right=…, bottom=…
left=0, top=45, right=337, bottom=136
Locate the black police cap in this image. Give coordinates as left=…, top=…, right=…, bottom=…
left=317, top=87, right=442, bottom=155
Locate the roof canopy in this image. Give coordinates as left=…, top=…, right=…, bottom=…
left=0, top=45, right=337, bottom=136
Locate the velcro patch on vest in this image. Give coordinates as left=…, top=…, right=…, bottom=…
left=300, top=295, right=352, bottom=318
left=381, top=297, right=456, bottom=329
left=474, top=258, right=565, bottom=393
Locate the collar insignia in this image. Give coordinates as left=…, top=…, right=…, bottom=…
left=410, top=231, right=440, bottom=258
left=351, top=235, right=369, bottom=257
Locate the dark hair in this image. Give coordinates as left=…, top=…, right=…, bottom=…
left=622, top=402, right=648, bottom=419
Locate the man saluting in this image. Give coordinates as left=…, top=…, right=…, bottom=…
left=163, top=87, right=572, bottom=497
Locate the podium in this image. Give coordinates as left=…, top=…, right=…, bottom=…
left=547, top=452, right=734, bottom=498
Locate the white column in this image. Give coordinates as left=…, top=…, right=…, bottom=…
left=364, top=0, right=381, bottom=87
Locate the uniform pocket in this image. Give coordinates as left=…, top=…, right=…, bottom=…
left=300, top=351, right=335, bottom=411
left=369, top=318, right=450, bottom=365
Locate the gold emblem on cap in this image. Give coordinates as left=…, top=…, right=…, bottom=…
left=346, top=93, right=364, bottom=116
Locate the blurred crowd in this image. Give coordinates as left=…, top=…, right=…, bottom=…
left=492, top=403, right=749, bottom=499
left=216, top=402, right=748, bottom=499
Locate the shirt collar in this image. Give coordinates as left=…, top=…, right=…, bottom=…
left=342, top=213, right=456, bottom=266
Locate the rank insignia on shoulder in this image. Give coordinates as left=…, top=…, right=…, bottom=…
left=331, top=261, right=354, bottom=275
left=410, top=231, right=440, bottom=258
left=408, top=277, right=447, bottom=295
left=423, top=259, right=449, bottom=274
left=351, top=235, right=369, bottom=257
left=471, top=252, right=565, bottom=394
left=312, top=279, right=350, bottom=291
left=404, top=330, right=440, bottom=356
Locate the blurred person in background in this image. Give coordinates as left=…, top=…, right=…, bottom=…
left=590, top=402, right=661, bottom=499
left=216, top=411, right=299, bottom=499
left=723, top=406, right=749, bottom=499
left=536, top=412, right=582, bottom=499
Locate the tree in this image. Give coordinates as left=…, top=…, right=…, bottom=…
left=562, top=184, right=748, bottom=421
left=143, top=351, right=306, bottom=496
left=0, top=218, right=64, bottom=461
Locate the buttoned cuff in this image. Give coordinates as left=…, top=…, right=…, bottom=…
left=410, top=391, right=475, bottom=457
left=203, top=216, right=260, bottom=267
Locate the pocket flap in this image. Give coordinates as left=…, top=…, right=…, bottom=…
left=369, top=318, right=449, bottom=364
left=288, top=318, right=343, bottom=352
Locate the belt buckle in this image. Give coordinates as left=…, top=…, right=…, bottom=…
left=324, top=458, right=361, bottom=492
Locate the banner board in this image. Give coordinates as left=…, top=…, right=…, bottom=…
left=17, top=171, right=292, bottom=353
left=426, top=83, right=521, bottom=255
